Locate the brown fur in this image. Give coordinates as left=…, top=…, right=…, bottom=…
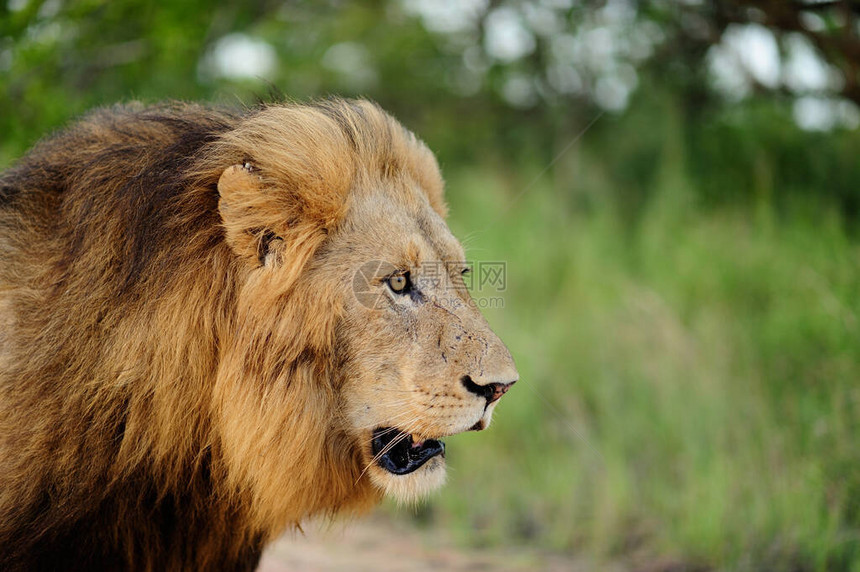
left=0, top=99, right=516, bottom=571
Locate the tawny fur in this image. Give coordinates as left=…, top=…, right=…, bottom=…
left=0, top=99, right=516, bottom=571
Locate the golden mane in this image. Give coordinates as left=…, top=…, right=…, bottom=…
left=0, top=99, right=446, bottom=570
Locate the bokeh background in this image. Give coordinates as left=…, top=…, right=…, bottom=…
left=2, top=1, right=859, bottom=570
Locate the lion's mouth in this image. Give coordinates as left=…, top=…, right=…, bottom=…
left=371, top=427, right=445, bottom=475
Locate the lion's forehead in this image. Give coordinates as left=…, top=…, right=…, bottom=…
left=331, top=192, right=463, bottom=271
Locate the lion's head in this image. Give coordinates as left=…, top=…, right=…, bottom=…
left=207, top=100, right=517, bottom=526
left=0, top=100, right=517, bottom=567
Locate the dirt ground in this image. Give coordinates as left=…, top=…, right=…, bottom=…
left=256, top=514, right=618, bottom=572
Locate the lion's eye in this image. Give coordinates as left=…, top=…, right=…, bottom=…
left=387, top=273, right=410, bottom=294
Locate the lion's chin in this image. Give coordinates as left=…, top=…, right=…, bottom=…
left=364, top=427, right=449, bottom=503
left=367, top=455, right=447, bottom=504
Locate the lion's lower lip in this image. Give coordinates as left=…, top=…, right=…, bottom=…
left=371, top=427, right=445, bottom=475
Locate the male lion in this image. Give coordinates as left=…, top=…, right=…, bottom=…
left=0, top=100, right=517, bottom=571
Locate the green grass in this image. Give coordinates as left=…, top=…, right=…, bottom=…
left=396, top=167, right=860, bottom=571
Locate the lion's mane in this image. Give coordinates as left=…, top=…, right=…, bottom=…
left=0, top=100, right=445, bottom=571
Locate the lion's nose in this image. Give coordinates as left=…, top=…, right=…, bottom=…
left=461, top=375, right=517, bottom=404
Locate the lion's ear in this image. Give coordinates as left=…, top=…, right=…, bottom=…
left=217, top=163, right=331, bottom=280
left=217, top=163, right=286, bottom=267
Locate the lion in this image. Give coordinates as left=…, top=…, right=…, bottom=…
left=0, top=99, right=517, bottom=571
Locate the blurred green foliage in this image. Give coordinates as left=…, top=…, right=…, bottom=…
left=2, top=1, right=859, bottom=570
left=440, top=167, right=859, bottom=572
